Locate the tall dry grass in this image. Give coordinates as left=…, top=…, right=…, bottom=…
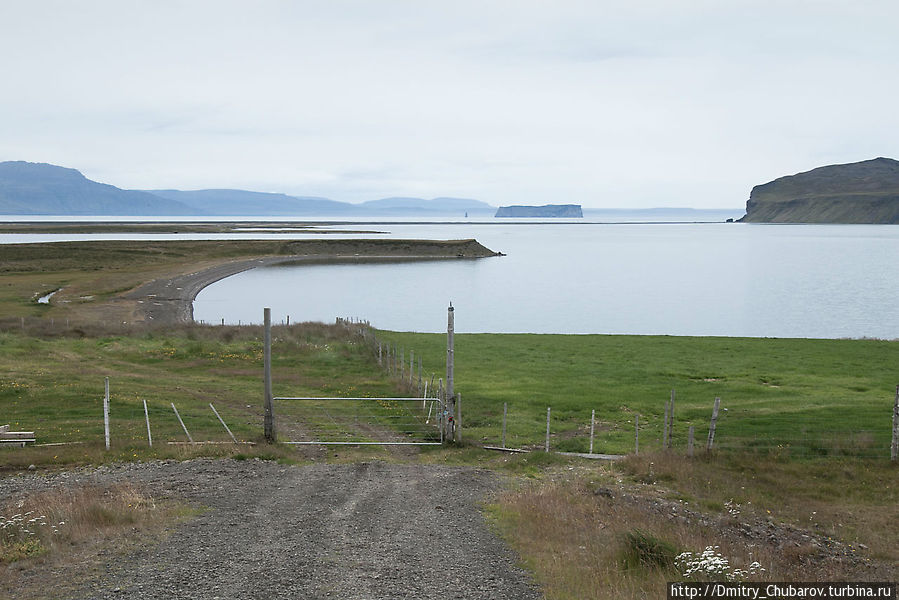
left=488, top=454, right=897, bottom=600
left=1, top=483, right=175, bottom=565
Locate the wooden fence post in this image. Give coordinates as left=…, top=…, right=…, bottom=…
left=687, top=425, right=695, bottom=458
left=263, top=307, right=275, bottom=443
left=545, top=407, right=551, bottom=452
left=707, top=397, right=721, bottom=452
left=589, top=409, right=596, bottom=454
left=669, top=389, right=675, bottom=448
left=892, top=385, right=899, bottom=461
left=445, top=303, right=455, bottom=443
left=143, top=399, right=152, bottom=448
left=171, top=403, right=193, bottom=443
left=103, top=377, right=110, bottom=451
left=210, top=403, right=238, bottom=444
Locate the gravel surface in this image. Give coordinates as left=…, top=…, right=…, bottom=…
left=124, top=257, right=301, bottom=325
left=1, top=460, right=543, bottom=600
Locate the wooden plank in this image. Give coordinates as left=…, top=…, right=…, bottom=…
left=556, top=451, right=624, bottom=461
left=0, top=431, right=36, bottom=440
left=0, top=441, right=30, bottom=447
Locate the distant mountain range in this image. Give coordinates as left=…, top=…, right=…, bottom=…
left=0, top=161, right=196, bottom=215
left=0, top=160, right=743, bottom=219
left=0, top=161, right=494, bottom=216
left=739, top=157, right=899, bottom=223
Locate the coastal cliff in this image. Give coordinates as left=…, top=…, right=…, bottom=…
left=739, top=157, right=899, bottom=223
left=495, top=204, right=583, bottom=218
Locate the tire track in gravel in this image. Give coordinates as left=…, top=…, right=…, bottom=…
left=1, top=460, right=541, bottom=600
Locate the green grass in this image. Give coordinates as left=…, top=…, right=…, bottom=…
left=4, top=324, right=897, bottom=464
left=376, top=332, right=899, bottom=457
left=0, top=322, right=413, bottom=468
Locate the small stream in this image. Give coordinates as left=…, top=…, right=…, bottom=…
left=37, top=289, right=60, bottom=304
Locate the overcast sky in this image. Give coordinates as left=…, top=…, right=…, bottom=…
left=2, top=1, right=898, bottom=208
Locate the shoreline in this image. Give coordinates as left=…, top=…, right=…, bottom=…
left=126, top=254, right=487, bottom=326
left=0, top=237, right=499, bottom=328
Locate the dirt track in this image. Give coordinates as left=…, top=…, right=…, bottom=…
left=1, top=460, right=542, bottom=600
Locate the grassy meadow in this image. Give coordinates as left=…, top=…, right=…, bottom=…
left=0, top=323, right=407, bottom=468
left=377, top=331, right=899, bottom=457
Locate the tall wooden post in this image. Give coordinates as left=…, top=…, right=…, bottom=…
left=707, top=397, right=721, bottom=452
left=264, top=307, right=275, bottom=443
left=445, top=303, right=455, bottom=442
left=103, top=377, right=110, bottom=451
left=891, top=385, right=899, bottom=462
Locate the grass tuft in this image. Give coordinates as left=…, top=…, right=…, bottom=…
left=618, top=529, right=678, bottom=572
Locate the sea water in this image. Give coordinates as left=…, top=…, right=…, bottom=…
left=192, top=222, right=899, bottom=339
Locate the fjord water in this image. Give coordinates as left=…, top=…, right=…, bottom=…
left=193, top=223, right=899, bottom=339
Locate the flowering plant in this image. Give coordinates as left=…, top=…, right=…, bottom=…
left=676, top=546, right=765, bottom=581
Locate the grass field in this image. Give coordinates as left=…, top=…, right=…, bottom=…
left=0, top=323, right=408, bottom=469
left=3, top=324, right=896, bottom=461
left=376, top=331, right=899, bottom=457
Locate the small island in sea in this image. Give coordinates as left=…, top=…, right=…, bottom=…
left=495, top=204, right=583, bottom=218
left=738, top=157, right=899, bottom=224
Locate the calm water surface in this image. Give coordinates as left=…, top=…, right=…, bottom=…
left=193, top=223, right=899, bottom=338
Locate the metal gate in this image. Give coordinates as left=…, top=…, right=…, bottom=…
left=274, top=396, right=444, bottom=446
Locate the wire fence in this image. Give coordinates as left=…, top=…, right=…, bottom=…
left=273, top=397, right=441, bottom=445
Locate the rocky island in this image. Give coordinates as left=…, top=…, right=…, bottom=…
left=739, top=157, right=899, bottom=223
left=495, top=204, right=583, bottom=218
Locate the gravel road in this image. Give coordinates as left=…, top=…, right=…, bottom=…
left=1, top=460, right=543, bottom=600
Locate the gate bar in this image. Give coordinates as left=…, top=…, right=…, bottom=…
left=274, top=397, right=431, bottom=401
left=283, top=441, right=442, bottom=446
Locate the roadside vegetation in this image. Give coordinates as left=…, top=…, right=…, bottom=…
left=486, top=452, right=896, bottom=599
